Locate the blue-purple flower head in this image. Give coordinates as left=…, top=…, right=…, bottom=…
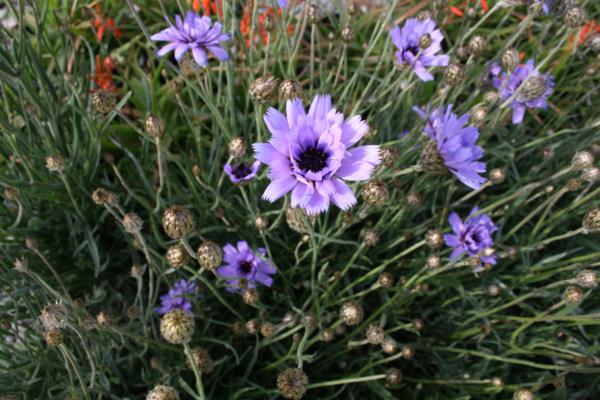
left=224, top=161, right=261, bottom=184
left=155, top=279, right=197, bottom=315
left=444, top=207, right=498, bottom=266
left=253, top=95, right=381, bottom=215
left=390, top=18, right=449, bottom=82
left=414, top=105, right=487, bottom=190
left=150, top=10, right=230, bottom=67
left=491, top=59, right=554, bottom=125
left=217, top=241, right=276, bottom=291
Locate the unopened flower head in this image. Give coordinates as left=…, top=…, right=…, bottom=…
left=254, top=95, right=380, bottom=214
left=415, top=105, right=487, bottom=190
left=224, top=161, right=261, bottom=185
left=155, top=279, right=197, bottom=315
left=151, top=10, right=230, bottom=67
left=216, top=241, right=276, bottom=291
left=491, top=59, right=554, bottom=125
left=389, top=18, right=449, bottom=81
left=445, top=207, right=498, bottom=267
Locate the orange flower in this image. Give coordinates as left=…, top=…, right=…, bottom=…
left=449, top=0, right=490, bottom=18
left=93, top=4, right=122, bottom=42
left=240, top=1, right=293, bottom=47
left=569, top=20, right=600, bottom=48
left=196, top=0, right=223, bottom=18
left=91, top=55, right=118, bottom=93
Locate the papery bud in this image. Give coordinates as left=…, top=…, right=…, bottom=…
left=581, top=167, right=600, bottom=183
left=255, top=215, right=269, bottom=231
left=277, top=368, right=309, bottom=400
left=250, top=75, right=279, bottom=104
left=348, top=2, right=357, bottom=16
left=44, top=328, right=63, bottom=347
left=165, top=244, right=189, bottom=269
left=563, top=285, right=583, bottom=304
left=361, top=227, right=380, bottom=247
left=468, top=35, right=486, bottom=57
left=366, top=324, right=385, bottom=344
left=285, top=206, right=313, bottom=233
left=188, top=347, right=214, bottom=374
left=381, top=336, right=397, bottom=354
left=469, top=105, right=487, bottom=128
left=406, top=192, right=422, bottom=208
left=483, top=91, right=499, bottom=106
left=92, top=90, right=116, bottom=114
left=401, top=344, right=415, bottom=359
left=513, top=388, right=533, bottom=400
left=341, top=26, right=355, bottom=43
left=340, top=301, right=364, bottom=325
left=162, top=206, right=195, bottom=239
left=426, top=255, right=441, bottom=269
left=92, top=188, right=118, bottom=206
left=196, top=241, right=223, bottom=271
left=419, top=33, right=431, bottom=49
left=520, top=75, right=549, bottom=102
left=96, top=311, right=111, bottom=328
left=501, top=48, right=519, bottom=72
left=361, top=179, right=389, bottom=206
left=576, top=270, right=597, bottom=288
left=122, top=213, right=143, bottom=233
left=571, top=151, right=594, bottom=170
left=385, top=368, right=402, bottom=385
left=320, top=328, right=334, bottom=342
left=228, top=137, right=247, bottom=158
left=378, top=272, right=394, bottom=288
left=3, top=186, right=19, bottom=201
left=564, top=7, right=585, bottom=28
left=45, top=155, right=65, bottom=173
left=242, top=288, right=260, bottom=306
left=444, top=63, right=466, bottom=86
left=146, top=385, right=179, bottom=400
left=307, top=5, right=320, bottom=24
left=145, top=115, right=165, bottom=139
left=379, top=147, right=399, bottom=168
left=489, top=168, right=506, bottom=184
left=246, top=319, right=260, bottom=334
left=425, top=229, right=444, bottom=249
left=264, top=14, right=275, bottom=33
left=160, top=309, right=195, bottom=344
left=583, top=207, right=600, bottom=232
left=279, top=80, right=304, bottom=102
left=40, top=303, right=68, bottom=330
left=261, top=322, right=276, bottom=337
left=130, top=264, right=146, bottom=278
left=419, top=141, right=448, bottom=175
left=487, top=284, right=501, bottom=297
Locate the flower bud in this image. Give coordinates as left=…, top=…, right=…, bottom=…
left=92, top=90, right=116, bottom=114
left=45, top=155, right=65, bottom=173
left=341, top=26, right=355, bottom=43
left=378, top=272, right=394, bottom=288
left=228, top=137, right=247, bottom=158
left=468, top=35, right=486, bottom=57
left=406, top=192, right=422, bottom=208
left=246, top=319, right=260, bottom=334
left=188, top=347, right=214, bottom=374
left=520, top=75, right=549, bottom=102
left=379, top=147, right=398, bottom=168
left=146, top=385, right=179, bottom=400
left=277, top=368, right=309, bottom=400
left=264, top=14, right=275, bottom=33
left=242, top=288, right=260, bottom=306
left=483, top=91, right=498, bottom=106
left=340, top=301, right=364, bottom=325
left=401, top=344, right=415, bottom=359
left=3, top=186, right=19, bottom=201
left=320, top=328, right=334, bottom=342
left=571, top=151, right=594, bottom=170
left=145, top=115, right=165, bottom=139
left=564, top=7, right=585, bottom=28
left=361, top=179, right=389, bottom=206
left=385, top=368, right=402, bottom=385
left=576, top=269, right=597, bottom=288
left=361, top=227, right=380, bottom=247
left=279, top=80, right=304, bottom=102
left=583, top=207, right=600, bottom=232
left=285, top=206, right=313, bottom=233
left=513, top=388, right=533, bottom=400
left=92, top=188, right=118, bottom=206
left=196, top=241, right=223, bottom=271
left=426, top=255, right=441, bottom=269
left=160, top=309, right=195, bottom=344
left=40, top=303, right=68, bottom=330
left=250, top=75, right=279, bottom=104
left=381, top=336, right=397, bottom=354
left=366, top=324, right=385, bottom=344
left=563, top=285, right=583, bottom=304
left=162, top=206, right=195, bottom=239
left=501, top=48, right=519, bottom=72
left=127, top=305, right=139, bottom=320
left=485, top=167, right=505, bottom=184
left=307, top=5, right=320, bottom=24
left=130, top=264, right=146, bottom=278
left=44, top=327, right=64, bottom=347
left=261, top=322, right=276, bottom=337
left=419, top=33, right=431, bottom=49
left=425, top=229, right=444, bottom=249
left=581, top=167, right=600, bottom=183
left=255, top=215, right=269, bottom=231
left=123, top=213, right=143, bottom=233
left=165, top=244, right=189, bottom=269
left=419, top=141, right=448, bottom=175
left=444, top=63, right=466, bottom=86
left=96, top=311, right=111, bottom=328
left=469, top=105, right=487, bottom=128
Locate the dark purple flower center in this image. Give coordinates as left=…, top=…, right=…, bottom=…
left=405, top=45, right=419, bottom=55
left=232, top=163, right=252, bottom=179
left=298, top=146, right=327, bottom=172
left=239, top=261, right=253, bottom=274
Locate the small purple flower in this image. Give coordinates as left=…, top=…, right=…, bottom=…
left=224, top=161, right=261, bottom=184
left=444, top=207, right=498, bottom=266
left=150, top=10, right=230, bottom=67
left=491, top=59, right=554, bottom=125
left=253, top=95, right=380, bottom=215
left=217, top=241, right=276, bottom=291
left=414, top=105, right=487, bottom=190
left=278, top=0, right=288, bottom=8
left=155, top=279, right=197, bottom=315
left=389, top=18, right=449, bottom=82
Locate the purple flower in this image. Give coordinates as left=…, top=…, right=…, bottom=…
left=155, top=279, right=197, bottom=315
left=390, top=18, right=449, bottom=82
left=150, top=10, right=230, bottom=67
left=216, top=241, right=276, bottom=291
left=444, top=207, right=498, bottom=266
left=414, top=105, right=487, bottom=190
left=278, top=0, right=288, bottom=8
left=224, top=161, right=261, bottom=184
left=253, top=95, right=380, bottom=215
left=491, top=59, right=554, bottom=125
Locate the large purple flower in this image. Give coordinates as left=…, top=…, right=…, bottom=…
left=253, top=95, right=380, bottom=215
left=414, top=105, right=487, bottom=190
left=216, top=241, right=276, bottom=291
left=155, top=279, right=197, bottom=315
left=150, top=10, right=230, bottom=67
left=390, top=18, right=449, bottom=82
left=444, top=207, right=498, bottom=266
left=224, top=161, right=261, bottom=184
left=491, top=59, right=554, bottom=125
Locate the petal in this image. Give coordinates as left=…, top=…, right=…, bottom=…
left=291, top=183, right=314, bottom=208
left=341, top=116, right=369, bottom=146
left=448, top=212, right=464, bottom=234
left=286, top=98, right=306, bottom=126
left=512, top=105, right=526, bottom=125
left=329, top=179, right=357, bottom=210
left=262, top=177, right=297, bottom=202
left=156, top=42, right=179, bottom=57
left=174, top=44, right=190, bottom=61
left=308, top=95, right=332, bottom=120
left=207, top=45, right=229, bottom=61
left=192, top=47, right=208, bottom=66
